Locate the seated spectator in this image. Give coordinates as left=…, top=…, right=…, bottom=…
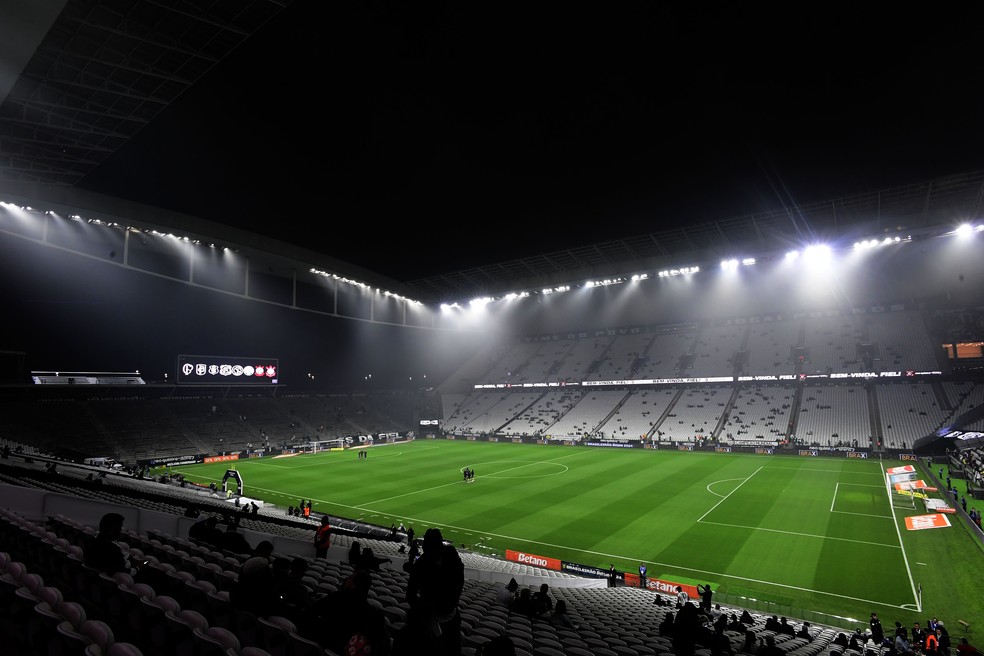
left=358, top=547, right=392, bottom=571
left=741, top=629, right=759, bottom=655
left=797, top=621, right=813, bottom=641
left=778, top=617, right=795, bottom=636
left=218, top=523, right=253, bottom=556
left=531, top=583, right=553, bottom=616
left=957, top=637, right=980, bottom=656
left=549, top=599, right=577, bottom=629
left=659, top=611, right=675, bottom=638
left=895, top=632, right=913, bottom=656
left=764, top=615, right=780, bottom=632
left=83, top=512, right=129, bottom=574
left=710, top=622, right=733, bottom=656
left=760, top=635, right=785, bottom=656
left=512, top=588, right=534, bottom=616
left=231, top=541, right=277, bottom=616
left=188, top=515, right=222, bottom=547
left=727, top=613, right=745, bottom=633
left=276, top=557, right=314, bottom=616
left=495, top=578, right=518, bottom=607
left=300, top=569, right=391, bottom=655
left=740, top=609, right=755, bottom=625
left=348, top=541, right=362, bottom=566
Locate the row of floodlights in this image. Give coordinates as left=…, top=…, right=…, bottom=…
left=1, top=200, right=425, bottom=305
left=444, top=235, right=925, bottom=310
left=309, top=267, right=422, bottom=305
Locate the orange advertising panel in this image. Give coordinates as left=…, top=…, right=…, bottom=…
left=505, top=549, right=562, bottom=571
left=204, top=453, right=240, bottom=464
left=904, top=514, right=951, bottom=531
left=646, top=578, right=700, bottom=599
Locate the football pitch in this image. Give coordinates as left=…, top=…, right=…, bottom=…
left=168, top=440, right=984, bottom=628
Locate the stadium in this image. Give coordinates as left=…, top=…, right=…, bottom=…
left=1, top=3, right=983, bottom=656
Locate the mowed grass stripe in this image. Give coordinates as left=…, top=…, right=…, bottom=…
left=168, top=442, right=932, bottom=622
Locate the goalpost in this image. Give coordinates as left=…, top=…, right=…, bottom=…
left=886, top=465, right=918, bottom=510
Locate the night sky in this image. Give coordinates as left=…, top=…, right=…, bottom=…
left=77, top=4, right=984, bottom=283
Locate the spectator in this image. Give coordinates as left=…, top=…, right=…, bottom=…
left=349, top=541, right=362, bottom=567
left=218, top=523, right=253, bottom=556
left=697, top=583, right=713, bottom=613
left=314, top=515, right=332, bottom=559
left=277, top=557, right=314, bottom=615
left=710, top=622, right=733, bottom=656
left=231, top=541, right=276, bottom=616
left=531, top=583, right=553, bottom=616
left=188, top=515, right=222, bottom=547
left=673, top=601, right=701, bottom=656
left=513, top=587, right=534, bottom=617
left=741, top=630, right=759, bottom=655
left=404, top=528, right=464, bottom=656
left=402, top=540, right=420, bottom=574
left=83, top=512, right=129, bottom=574
left=359, top=547, right=392, bottom=572
left=675, top=585, right=690, bottom=608
left=797, top=622, right=814, bottom=641
left=870, top=613, right=885, bottom=646
left=301, top=569, right=391, bottom=655
left=495, top=578, right=518, bottom=607
left=549, top=599, right=577, bottom=629
left=659, top=611, right=675, bottom=638
left=938, top=623, right=951, bottom=656
left=957, top=637, right=980, bottom=656
left=896, top=632, right=914, bottom=656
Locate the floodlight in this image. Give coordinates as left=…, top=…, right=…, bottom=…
left=742, top=258, right=756, bottom=266
left=955, top=223, right=973, bottom=237
left=721, top=259, right=739, bottom=270
left=785, top=250, right=799, bottom=260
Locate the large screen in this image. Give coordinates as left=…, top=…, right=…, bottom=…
left=176, top=355, right=279, bottom=385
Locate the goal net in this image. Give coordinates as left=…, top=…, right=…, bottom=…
left=886, top=465, right=918, bottom=510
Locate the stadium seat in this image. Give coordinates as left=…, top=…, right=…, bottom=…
left=257, top=615, right=295, bottom=656
left=53, top=619, right=95, bottom=655
left=107, top=643, right=147, bottom=656
left=165, top=608, right=209, bottom=656
left=193, top=625, right=242, bottom=656
left=233, top=607, right=261, bottom=647
left=29, top=601, right=67, bottom=653
left=288, top=631, right=327, bottom=656
left=79, top=618, right=116, bottom=653
left=140, top=593, right=181, bottom=652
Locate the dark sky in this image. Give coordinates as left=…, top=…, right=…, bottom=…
left=78, top=4, right=984, bottom=282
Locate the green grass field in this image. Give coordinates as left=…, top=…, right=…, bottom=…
left=167, top=440, right=984, bottom=629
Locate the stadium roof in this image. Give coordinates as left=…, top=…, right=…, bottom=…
left=2, top=2, right=984, bottom=306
